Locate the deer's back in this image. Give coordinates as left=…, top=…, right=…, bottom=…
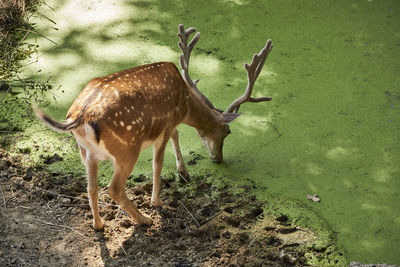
left=67, top=62, right=189, bottom=149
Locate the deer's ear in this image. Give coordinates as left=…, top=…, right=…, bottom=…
left=218, top=112, right=241, bottom=124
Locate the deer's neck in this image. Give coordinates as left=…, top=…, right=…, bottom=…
left=183, top=90, right=220, bottom=133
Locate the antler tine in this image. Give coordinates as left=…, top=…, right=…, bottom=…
left=177, top=24, right=216, bottom=110
left=225, top=40, right=273, bottom=114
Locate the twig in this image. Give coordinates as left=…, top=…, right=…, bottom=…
left=42, top=1, right=55, bottom=11
left=59, top=203, right=89, bottom=207
left=15, top=28, right=57, bottom=45
left=202, top=211, right=221, bottom=225
left=181, top=242, right=190, bottom=250
left=35, top=187, right=120, bottom=208
left=17, top=205, right=30, bottom=209
left=0, top=31, right=29, bottom=60
left=110, top=224, right=127, bottom=256
left=178, top=200, right=200, bottom=228
left=34, top=218, right=85, bottom=237
left=206, top=250, right=216, bottom=258
left=37, top=12, right=56, bottom=24
left=248, top=233, right=261, bottom=247
left=0, top=85, right=12, bottom=104
left=0, top=184, right=6, bottom=206
left=179, top=172, right=188, bottom=183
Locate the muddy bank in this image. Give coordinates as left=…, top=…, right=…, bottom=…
left=0, top=149, right=342, bottom=266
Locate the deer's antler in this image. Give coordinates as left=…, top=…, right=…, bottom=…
left=225, top=40, right=273, bottom=114
left=177, top=24, right=216, bottom=110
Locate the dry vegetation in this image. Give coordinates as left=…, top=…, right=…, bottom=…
left=0, top=0, right=52, bottom=104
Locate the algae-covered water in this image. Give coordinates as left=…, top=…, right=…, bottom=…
left=21, top=0, right=399, bottom=264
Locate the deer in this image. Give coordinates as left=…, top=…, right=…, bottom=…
left=34, top=24, right=273, bottom=230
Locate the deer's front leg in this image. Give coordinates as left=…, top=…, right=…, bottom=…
left=79, top=146, right=104, bottom=230
left=151, top=131, right=172, bottom=206
left=170, top=129, right=189, bottom=181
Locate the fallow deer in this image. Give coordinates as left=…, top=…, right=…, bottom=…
left=34, top=24, right=273, bottom=230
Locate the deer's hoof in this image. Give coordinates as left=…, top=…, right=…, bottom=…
left=139, top=215, right=153, bottom=225
left=151, top=197, right=163, bottom=207
left=93, top=220, right=105, bottom=231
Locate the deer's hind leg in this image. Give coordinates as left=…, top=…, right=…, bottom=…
left=79, top=145, right=103, bottom=230
left=107, top=149, right=153, bottom=225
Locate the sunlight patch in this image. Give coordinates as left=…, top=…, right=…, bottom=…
left=372, top=168, right=391, bottom=183
left=191, top=55, right=220, bottom=77
left=55, top=0, right=137, bottom=29
left=326, top=146, right=350, bottom=160
left=87, top=40, right=176, bottom=64
left=220, top=0, right=250, bottom=5
left=235, top=113, right=273, bottom=136
left=306, top=162, right=323, bottom=175
left=360, top=202, right=380, bottom=211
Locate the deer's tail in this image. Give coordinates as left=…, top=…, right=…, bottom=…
left=33, top=105, right=81, bottom=133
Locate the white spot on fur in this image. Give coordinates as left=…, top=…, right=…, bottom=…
left=127, top=125, right=132, bottom=131
left=114, top=90, right=119, bottom=97
left=120, top=121, right=124, bottom=126
left=95, top=92, right=102, bottom=102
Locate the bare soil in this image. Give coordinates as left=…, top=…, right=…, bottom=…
left=0, top=149, right=321, bottom=266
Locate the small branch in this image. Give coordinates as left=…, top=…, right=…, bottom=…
left=202, top=211, right=221, bottom=225
left=42, top=1, right=55, bottom=11
left=0, top=184, right=6, bottom=207
left=35, top=187, right=120, bottom=208
left=178, top=200, right=201, bottom=228
left=178, top=172, right=188, bottom=183
left=0, top=85, right=12, bottom=104
left=248, top=233, right=260, bottom=247
left=37, top=12, right=57, bottom=25
left=34, top=218, right=85, bottom=237
left=15, top=28, right=57, bottom=45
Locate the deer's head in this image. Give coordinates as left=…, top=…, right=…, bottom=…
left=178, top=24, right=273, bottom=163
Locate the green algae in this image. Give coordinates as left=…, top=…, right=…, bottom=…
left=13, top=0, right=400, bottom=264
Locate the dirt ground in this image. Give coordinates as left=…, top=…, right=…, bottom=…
left=0, top=149, right=329, bottom=266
